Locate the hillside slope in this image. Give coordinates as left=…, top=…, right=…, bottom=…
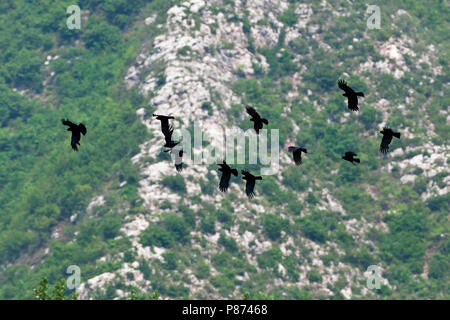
left=0, top=0, right=448, bottom=299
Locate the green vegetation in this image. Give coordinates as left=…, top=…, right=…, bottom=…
left=33, top=278, right=77, bottom=300
left=161, top=175, right=187, bottom=194
left=0, top=0, right=176, bottom=299
left=0, top=0, right=448, bottom=300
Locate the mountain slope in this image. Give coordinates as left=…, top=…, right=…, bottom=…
left=0, top=0, right=448, bottom=299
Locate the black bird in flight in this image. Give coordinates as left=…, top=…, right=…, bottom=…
left=163, top=145, right=183, bottom=171
left=241, top=170, right=262, bottom=199
left=246, top=105, right=268, bottom=134
left=153, top=114, right=175, bottom=137
left=153, top=114, right=180, bottom=149
left=162, top=127, right=180, bottom=149
left=217, top=160, right=238, bottom=192
left=342, top=151, right=360, bottom=165
left=61, top=119, right=87, bottom=152
left=174, top=149, right=183, bottom=172
left=288, top=146, right=307, bottom=166
left=379, top=127, right=401, bottom=154
left=337, top=79, right=364, bottom=111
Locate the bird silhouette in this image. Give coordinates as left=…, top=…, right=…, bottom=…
left=174, top=149, right=183, bottom=172
left=379, top=127, right=401, bottom=154
left=163, top=145, right=183, bottom=171
left=217, top=160, right=238, bottom=192
left=288, top=146, right=307, bottom=166
left=162, top=127, right=181, bottom=149
left=154, top=114, right=180, bottom=149
left=61, top=119, right=87, bottom=152
left=241, top=170, right=262, bottom=199
left=246, top=105, right=268, bottom=134
left=342, top=151, right=360, bottom=165
left=337, top=79, right=364, bottom=111
left=153, top=114, right=175, bottom=137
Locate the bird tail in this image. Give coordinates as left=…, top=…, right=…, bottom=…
left=261, top=118, right=268, bottom=125
left=231, top=169, right=238, bottom=176
left=255, top=176, right=262, bottom=180
left=354, top=158, right=360, bottom=163
left=356, top=92, right=364, bottom=97
left=300, top=148, right=307, bottom=153
left=393, top=132, right=401, bottom=139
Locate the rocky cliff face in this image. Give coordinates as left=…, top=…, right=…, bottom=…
left=76, top=0, right=448, bottom=299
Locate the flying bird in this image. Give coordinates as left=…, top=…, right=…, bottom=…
left=288, top=146, right=307, bottom=166
left=153, top=114, right=175, bottom=137
left=61, top=119, right=87, bottom=152
left=342, top=151, right=360, bottom=165
left=337, top=79, right=364, bottom=111
left=162, top=145, right=183, bottom=171
left=153, top=114, right=180, bottom=149
left=217, top=160, right=238, bottom=192
left=379, top=127, right=401, bottom=154
left=241, top=170, right=262, bottom=199
left=162, top=127, right=181, bottom=149
left=246, top=105, right=268, bottom=134
left=174, top=149, right=183, bottom=172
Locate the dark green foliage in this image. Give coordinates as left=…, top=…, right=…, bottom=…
left=262, top=214, right=289, bottom=241
left=179, top=204, right=196, bottom=228
left=257, top=246, right=283, bottom=270
left=428, top=253, right=449, bottom=280
left=218, top=233, right=239, bottom=253
left=302, top=55, right=341, bottom=92
left=242, top=10, right=251, bottom=34
left=163, top=214, right=191, bottom=244
left=278, top=6, right=298, bottom=27
left=288, top=37, right=309, bottom=55
left=426, top=194, right=449, bottom=212
left=140, top=225, right=174, bottom=248
left=101, top=0, right=148, bottom=29
left=380, top=204, right=428, bottom=274
left=343, top=247, right=376, bottom=271
left=195, top=262, right=211, bottom=279
left=201, top=101, right=213, bottom=115
left=296, top=210, right=338, bottom=244
left=307, top=270, right=322, bottom=283
left=83, top=17, right=122, bottom=52
left=200, top=215, right=216, bottom=234
left=359, top=105, right=380, bottom=130
left=33, top=278, right=77, bottom=300
left=161, top=175, right=187, bottom=194
left=259, top=47, right=297, bottom=79
left=284, top=286, right=311, bottom=299
left=162, top=252, right=178, bottom=270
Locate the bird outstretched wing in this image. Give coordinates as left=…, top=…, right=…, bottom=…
left=245, top=179, right=256, bottom=199
left=79, top=123, right=87, bottom=135
left=164, top=127, right=174, bottom=144
left=174, top=149, right=183, bottom=172
left=380, top=135, right=392, bottom=154
left=71, top=131, right=81, bottom=151
left=242, top=170, right=257, bottom=198
left=347, top=95, right=359, bottom=111
left=337, top=79, right=355, bottom=94
left=61, top=118, right=76, bottom=128
left=245, top=105, right=261, bottom=120
left=219, top=170, right=231, bottom=192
